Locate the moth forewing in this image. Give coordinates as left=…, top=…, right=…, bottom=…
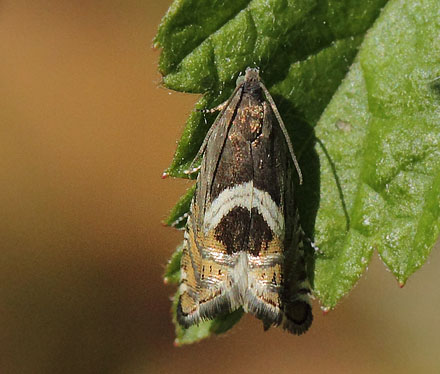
left=176, top=67, right=312, bottom=335
left=185, top=83, right=245, bottom=176
left=259, top=82, right=303, bottom=185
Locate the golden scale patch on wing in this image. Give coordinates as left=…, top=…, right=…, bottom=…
left=198, top=281, right=222, bottom=304
left=250, top=263, right=283, bottom=285
left=180, top=289, right=197, bottom=315
left=248, top=236, right=284, bottom=268
left=183, top=221, right=201, bottom=289
left=200, top=257, right=227, bottom=280
left=197, top=253, right=229, bottom=305
left=200, top=229, right=228, bottom=253
left=179, top=214, right=206, bottom=316
left=237, top=104, right=264, bottom=132
left=248, top=234, right=284, bottom=310
left=179, top=261, right=198, bottom=316
left=197, top=229, right=232, bottom=283
left=257, top=288, right=281, bottom=309
left=261, top=236, right=284, bottom=255
left=249, top=262, right=283, bottom=309
left=181, top=219, right=234, bottom=313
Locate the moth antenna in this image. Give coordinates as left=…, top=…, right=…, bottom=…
left=260, top=83, right=303, bottom=185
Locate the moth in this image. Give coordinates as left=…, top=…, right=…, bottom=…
left=177, top=67, right=312, bottom=334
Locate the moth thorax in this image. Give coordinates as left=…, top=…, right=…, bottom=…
left=242, top=81, right=263, bottom=97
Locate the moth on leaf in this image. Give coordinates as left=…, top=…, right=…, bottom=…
left=175, top=68, right=312, bottom=335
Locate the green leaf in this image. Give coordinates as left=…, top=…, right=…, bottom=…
left=164, top=185, right=195, bottom=229
left=157, top=0, right=440, bottom=341
left=164, top=243, right=183, bottom=285
left=314, top=0, right=440, bottom=308
left=163, top=95, right=221, bottom=178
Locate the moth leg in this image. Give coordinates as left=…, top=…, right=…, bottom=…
left=198, top=100, right=229, bottom=114
left=183, top=164, right=201, bottom=176
left=303, top=233, right=322, bottom=254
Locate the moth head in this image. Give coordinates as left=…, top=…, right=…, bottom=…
left=236, top=67, right=260, bottom=87
left=244, top=67, right=260, bottom=83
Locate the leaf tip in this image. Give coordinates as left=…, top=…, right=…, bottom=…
left=321, top=306, right=331, bottom=315
left=173, top=339, right=181, bottom=347
left=152, top=39, right=161, bottom=50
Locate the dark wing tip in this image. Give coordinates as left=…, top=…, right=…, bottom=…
left=282, top=300, right=313, bottom=335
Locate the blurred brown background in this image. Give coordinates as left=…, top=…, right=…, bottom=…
left=1, top=1, right=439, bottom=373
